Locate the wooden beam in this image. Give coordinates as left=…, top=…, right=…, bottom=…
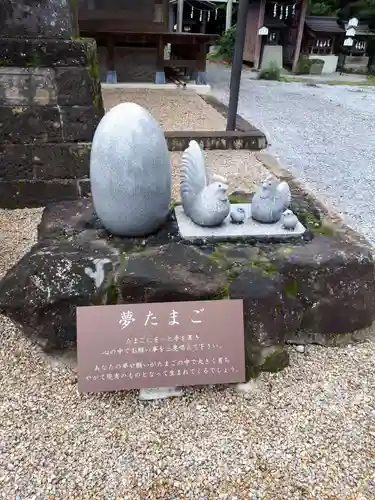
left=292, top=0, right=308, bottom=73
left=107, top=36, right=115, bottom=72
left=254, top=0, right=266, bottom=70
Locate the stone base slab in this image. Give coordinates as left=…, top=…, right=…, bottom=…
left=175, top=204, right=306, bottom=242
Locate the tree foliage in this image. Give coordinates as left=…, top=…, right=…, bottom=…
left=309, top=0, right=375, bottom=27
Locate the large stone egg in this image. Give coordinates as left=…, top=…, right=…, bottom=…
left=90, top=102, right=171, bottom=236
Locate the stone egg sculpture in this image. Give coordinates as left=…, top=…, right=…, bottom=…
left=90, top=102, right=171, bottom=237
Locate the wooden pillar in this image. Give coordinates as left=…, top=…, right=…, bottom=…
left=254, top=0, right=266, bottom=70
left=195, top=43, right=208, bottom=84
left=156, top=35, right=166, bottom=84
left=177, top=0, right=184, bottom=32
left=292, top=0, right=308, bottom=73
left=226, top=0, right=234, bottom=31
left=200, top=11, right=207, bottom=34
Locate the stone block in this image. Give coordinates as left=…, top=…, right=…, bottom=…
left=0, top=105, right=63, bottom=143
left=0, top=38, right=98, bottom=68
left=0, top=0, right=73, bottom=38
left=55, top=67, right=101, bottom=107
left=61, top=106, right=103, bottom=142
left=0, top=180, right=80, bottom=209
left=0, top=143, right=90, bottom=181
left=0, top=67, right=57, bottom=106
left=0, top=198, right=374, bottom=374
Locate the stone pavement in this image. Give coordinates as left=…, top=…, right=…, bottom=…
left=208, top=62, right=375, bottom=245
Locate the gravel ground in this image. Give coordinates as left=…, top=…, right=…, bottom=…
left=171, top=150, right=269, bottom=200
left=102, top=88, right=226, bottom=131
left=0, top=206, right=374, bottom=498
left=0, top=84, right=374, bottom=498
left=208, top=62, right=375, bottom=244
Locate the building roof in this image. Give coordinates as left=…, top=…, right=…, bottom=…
left=344, top=22, right=375, bottom=36
left=305, top=16, right=344, bottom=34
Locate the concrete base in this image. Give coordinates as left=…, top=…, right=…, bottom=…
left=309, top=55, right=338, bottom=74
left=155, top=71, right=166, bottom=84
left=175, top=204, right=306, bottom=241
left=261, top=45, right=283, bottom=70
left=139, top=387, right=183, bottom=401
left=196, top=71, right=208, bottom=85
left=106, top=70, right=118, bottom=84
left=100, top=82, right=212, bottom=95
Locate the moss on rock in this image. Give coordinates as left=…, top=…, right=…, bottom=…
left=260, top=345, right=289, bottom=373
left=247, top=253, right=278, bottom=276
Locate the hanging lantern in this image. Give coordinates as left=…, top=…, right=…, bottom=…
left=191, top=6, right=194, bottom=19
left=215, top=8, right=218, bottom=20
left=279, top=5, right=283, bottom=19
left=208, top=10, right=210, bottom=22
left=286, top=6, right=289, bottom=18
left=199, top=9, right=202, bottom=21
left=292, top=3, right=296, bottom=15
left=273, top=3, right=277, bottom=17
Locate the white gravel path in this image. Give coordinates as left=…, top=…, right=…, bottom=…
left=207, top=63, right=375, bottom=244
left=0, top=205, right=374, bottom=498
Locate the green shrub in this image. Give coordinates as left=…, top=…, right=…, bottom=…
left=296, top=55, right=313, bottom=74
left=215, top=26, right=236, bottom=60
left=258, top=61, right=281, bottom=80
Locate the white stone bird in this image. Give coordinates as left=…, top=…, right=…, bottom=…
left=180, top=140, right=230, bottom=227
left=281, top=209, right=298, bottom=230
left=230, top=207, right=246, bottom=224
left=251, top=175, right=291, bottom=223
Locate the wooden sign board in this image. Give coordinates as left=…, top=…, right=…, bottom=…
left=77, top=300, right=245, bottom=393
left=258, top=26, right=269, bottom=36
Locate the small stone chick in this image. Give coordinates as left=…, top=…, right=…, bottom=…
left=230, top=207, right=246, bottom=224
left=281, top=209, right=298, bottom=230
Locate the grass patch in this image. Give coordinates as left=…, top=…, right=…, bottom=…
left=278, top=75, right=375, bottom=87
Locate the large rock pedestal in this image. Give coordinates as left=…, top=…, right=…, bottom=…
left=0, top=196, right=374, bottom=378
left=0, top=0, right=104, bottom=208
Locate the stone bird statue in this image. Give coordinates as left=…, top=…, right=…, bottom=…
left=230, top=207, right=246, bottom=224
left=180, top=140, right=230, bottom=227
left=251, top=175, right=291, bottom=223
left=281, top=209, right=298, bottom=230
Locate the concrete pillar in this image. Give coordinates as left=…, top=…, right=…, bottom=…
left=226, top=0, right=234, bottom=31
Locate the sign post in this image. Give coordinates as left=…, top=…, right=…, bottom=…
left=77, top=299, right=245, bottom=394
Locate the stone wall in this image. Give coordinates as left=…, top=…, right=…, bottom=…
left=0, top=0, right=104, bottom=209
left=0, top=38, right=104, bottom=208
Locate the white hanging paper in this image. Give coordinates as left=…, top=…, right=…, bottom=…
left=191, top=6, right=194, bottom=18
left=208, top=11, right=210, bottom=21
left=199, top=10, right=202, bottom=21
